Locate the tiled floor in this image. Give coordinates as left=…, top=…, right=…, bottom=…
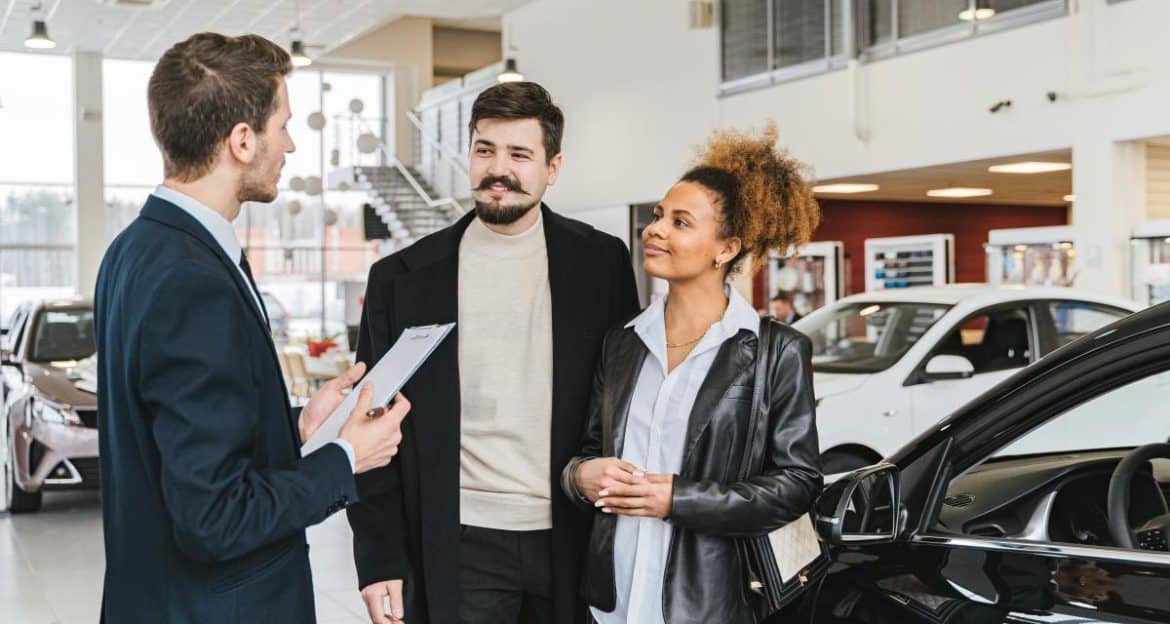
left=0, top=490, right=370, bottom=623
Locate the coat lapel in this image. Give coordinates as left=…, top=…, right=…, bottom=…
left=679, top=331, right=755, bottom=471
left=606, top=332, right=647, bottom=459
left=543, top=205, right=602, bottom=465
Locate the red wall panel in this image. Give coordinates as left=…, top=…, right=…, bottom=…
left=753, top=200, right=1068, bottom=308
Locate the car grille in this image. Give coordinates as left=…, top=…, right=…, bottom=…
left=71, top=457, right=101, bottom=488
left=76, top=409, right=98, bottom=429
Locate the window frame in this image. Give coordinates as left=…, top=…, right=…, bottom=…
left=718, top=0, right=1069, bottom=98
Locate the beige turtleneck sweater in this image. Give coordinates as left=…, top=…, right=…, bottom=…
left=457, top=213, right=553, bottom=530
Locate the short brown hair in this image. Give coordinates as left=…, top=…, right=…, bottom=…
left=469, top=81, right=564, bottom=162
left=681, top=121, right=821, bottom=275
left=148, top=33, right=292, bottom=181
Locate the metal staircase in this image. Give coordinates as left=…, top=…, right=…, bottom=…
left=340, top=165, right=464, bottom=241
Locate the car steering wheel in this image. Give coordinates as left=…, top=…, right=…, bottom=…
left=1107, top=443, right=1170, bottom=551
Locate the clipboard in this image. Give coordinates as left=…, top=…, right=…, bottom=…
left=301, top=323, right=455, bottom=455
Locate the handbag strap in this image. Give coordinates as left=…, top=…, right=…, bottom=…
left=737, top=317, right=774, bottom=481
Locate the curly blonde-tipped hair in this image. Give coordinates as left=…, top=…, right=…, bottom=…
left=682, top=121, right=821, bottom=275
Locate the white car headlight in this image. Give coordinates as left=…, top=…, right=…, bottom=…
left=32, top=395, right=82, bottom=426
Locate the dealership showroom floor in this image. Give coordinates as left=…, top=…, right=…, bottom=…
left=1, top=492, right=368, bottom=623
left=6, top=0, right=1170, bottom=623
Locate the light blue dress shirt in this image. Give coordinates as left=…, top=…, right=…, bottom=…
left=149, top=185, right=356, bottom=471
left=591, top=285, right=760, bottom=624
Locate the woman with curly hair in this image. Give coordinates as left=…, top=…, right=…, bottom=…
left=562, top=122, right=824, bottom=623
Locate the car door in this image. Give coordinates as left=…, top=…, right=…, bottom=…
left=807, top=323, right=1170, bottom=624
left=906, top=303, right=1039, bottom=435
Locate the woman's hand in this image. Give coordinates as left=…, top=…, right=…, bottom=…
left=595, top=473, right=674, bottom=519
left=575, top=457, right=643, bottom=503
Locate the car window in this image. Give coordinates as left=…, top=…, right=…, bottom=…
left=1048, top=301, right=1130, bottom=351
left=995, top=368, right=1170, bottom=458
left=931, top=306, right=1032, bottom=375
left=803, top=302, right=950, bottom=373
left=938, top=366, right=1170, bottom=551
left=29, top=308, right=96, bottom=362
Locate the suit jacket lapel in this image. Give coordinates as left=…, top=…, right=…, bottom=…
left=140, top=196, right=299, bottom=447
left=140, top=197, right=270, bottom=336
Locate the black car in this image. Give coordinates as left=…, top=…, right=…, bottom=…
left=805, top=299, right=1170, bottom=623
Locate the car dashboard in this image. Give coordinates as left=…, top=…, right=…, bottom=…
left=936, top=449, right=1170, bottom=548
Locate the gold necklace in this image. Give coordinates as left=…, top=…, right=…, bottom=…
left=666, top=333, right=705, bottom=349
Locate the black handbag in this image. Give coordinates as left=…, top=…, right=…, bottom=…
left=736, top=317, right=831, bottom=620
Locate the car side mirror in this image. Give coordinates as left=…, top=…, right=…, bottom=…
left=814, top=462, right=900, bottom=546
left=923, top=354, right=975, bottom=381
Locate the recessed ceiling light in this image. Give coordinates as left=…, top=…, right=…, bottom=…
left=958, top=8, right=996, bottom=21
left=988, top=161, right=1072, bottom=174
left=927, top=187, right=993, bottom=198
left=1063, top=194, right=1075, bottom=202
left=812, top=183, right=880, bottom=194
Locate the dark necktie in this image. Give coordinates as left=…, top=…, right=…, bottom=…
left=238, top=251, right=270, bottom=323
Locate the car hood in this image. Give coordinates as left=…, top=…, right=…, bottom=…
left=27, top=356, right=98, bottom=408
left=812, top=371, right=869, bottom=400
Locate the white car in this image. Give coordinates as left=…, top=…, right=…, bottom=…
left=793, top=284, right=1140, bottom=473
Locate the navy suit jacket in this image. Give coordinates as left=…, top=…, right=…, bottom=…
left=94, top=195, right=357, bottom=623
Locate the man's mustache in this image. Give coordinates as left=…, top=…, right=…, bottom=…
left=476, top=175, right=529, bottom=195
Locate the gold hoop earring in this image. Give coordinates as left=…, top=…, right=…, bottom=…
left=714, top=259, right=724, bottom=269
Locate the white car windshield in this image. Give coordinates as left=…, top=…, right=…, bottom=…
left=804, top=302, right=950, bottom=374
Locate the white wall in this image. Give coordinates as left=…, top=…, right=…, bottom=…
left=504, top=0, right=720, bottom=212
left=504, top=0, right=1170, bottom=298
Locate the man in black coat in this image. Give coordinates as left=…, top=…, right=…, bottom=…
left=348, top=82, right=640, bottom=624
left=94, top=33, right=407, bottom=623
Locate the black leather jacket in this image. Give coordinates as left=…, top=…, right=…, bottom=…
left=561, top=319, right=822, bottom=624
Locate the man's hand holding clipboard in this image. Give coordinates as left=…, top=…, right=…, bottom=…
left=301, top=323, right=455, bottom=473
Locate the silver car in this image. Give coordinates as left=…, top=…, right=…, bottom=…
left=1, top=298, right=98, bottom=513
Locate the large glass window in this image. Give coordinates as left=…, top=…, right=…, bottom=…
left=722, top=0, right=770, bottom=82
left=897, top=0, right=967, bottom=39
left=720, top=0, right=1066, bottom=92
left=94, top=59, right=387, bottom=349
left=0, top=53, right=75, bottom=322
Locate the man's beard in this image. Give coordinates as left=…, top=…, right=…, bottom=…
left=472, top=174, right=537, bottom=225
left=238, top=139, right=279, bottom=204
left=474, top=198, right=540, bottom=225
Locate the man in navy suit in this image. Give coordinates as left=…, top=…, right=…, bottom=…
left=94, top=33, right=409, bottom=623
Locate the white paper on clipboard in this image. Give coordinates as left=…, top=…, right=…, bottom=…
left=301, top=323, right=455, bottom=455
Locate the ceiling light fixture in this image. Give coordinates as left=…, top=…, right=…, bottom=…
left=988, top=161, right=1072, bottom=174
left=927, top=187, right=994, bottom=198
left=24, top=3, right=55, bottom=50
left=812, top=183, right=880, bottom=194
left=290, top=40, right=312, bottom=68
left=498, top=58, right=524, bottom=83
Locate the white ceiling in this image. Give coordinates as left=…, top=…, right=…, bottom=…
left=0, top=0, right=524, bottom=61
left=815, top=149, right=1074, bottom=206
